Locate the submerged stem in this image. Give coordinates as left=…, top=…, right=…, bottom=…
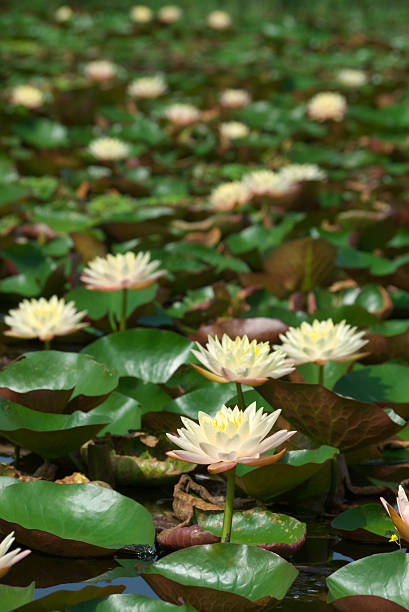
left=120, top=288, right=128, bottom=332
left=221, top=466, right=236, bottom=543
left=44, top=339, right=50, bottom=351
left=235, top=382, right=245, bottom=411
left=318, top=364, right=324, bottom=386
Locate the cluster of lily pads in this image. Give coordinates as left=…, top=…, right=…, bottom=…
left=1, top=0, right=409, bottom=610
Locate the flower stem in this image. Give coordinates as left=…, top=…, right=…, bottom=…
left=221, top=466, right=236, bottom=543
left=120, top=288, right=128, bottom=332
left=235, top=382, right=245, bottom=410
left=318, top=364, right=324, bottom=386
left=44, top=339, right=50, bottom=351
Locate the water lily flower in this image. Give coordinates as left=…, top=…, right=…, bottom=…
left=54, top=5, right=72, bottom=22
left=84, top=60, right=118, bottom=82
left=191, top=334, right=294, bottom=385
left=337, top=69, right=368, bottom=87
left=279, top=163, right=326, bottom=183
left=4, top=296, right=87, bottom=342
left=0, top=532, right=31, bottom=579
left=164, top=103, right=201, bottom=126
left=219, top=121, right=249, bottom=141
left=207, top=10, right=232, bottom=30
left=219, top=88, right=251, bottom=109
left=158, top=5, right=182, bottom=23
left=130, top=5, right=153, bottom=23
left=209, top=181, right=250, bottom=211
left=10, top=85, right=44, bottom=109
left=80, top=251, right=164, bottom=292
left=128, top=76, right=167, bottom=99
left=275, top=319, right=368, bottom=365
left=307, top=92, right=347, bottom=122
left=167, top=402, right=296, bottom=473
left=381, top=485, right=409, bottom=542
left=241, top=170, right=293, bottom=198
left=88, top=137, right=129, bottom=161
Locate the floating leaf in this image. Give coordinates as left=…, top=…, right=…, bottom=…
left=331, top=503, right=394, bottom=542
left=67, top=593, right=197, bottom=611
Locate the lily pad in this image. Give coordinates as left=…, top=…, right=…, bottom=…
left=82, top=329, right=193, bottom=384
left=17, top=586, right=126, bottom=612
left=0, top=400, right=108, bottom=458
left=67, top=593, right=197, bottom=611
left=142, top=543, right=298, bottom=611
left=327, top=552, right=409, bottom=610
left=0, top=477, right=155, bottom=557
left=0, top=352, right=119, bottom=414
left=236, top=446, right=339, bottom=500
left=109, top=453, right=195, bottom=487
left=331, top=503, right=395, bottom=542
left=196, top=509, right=306, bottom=557
left=258, top=380, right=404, bottom=451
left=191, top=317, right=288, bottom=345
left=0, top=583, right=34, bottom=612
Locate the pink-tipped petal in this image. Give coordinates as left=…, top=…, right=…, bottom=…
left=208, top=461, right=238, bottom=474
left=189, top=363, right=228, bottom=383
left=238, top=447, right=287, bottom=467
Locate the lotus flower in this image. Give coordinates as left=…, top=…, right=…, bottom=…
left=337, top=69, right=368, bottom=87
left=279, top=163, right=326, bottom=183
left=307, top=92, right=347, bottom=122
left=381, top=486, right=409, bottom=542
left=209, top=181, right=250, bottom=211
left=4, top=296, right=88, bottom=342
left=219, top=121, right=249, bottom=141
left=275, top=319, right=368, bottom=365
left=164, top=103, right=200, bottom=126
left=80, top=251, right=164, bottom=291
left=241, top=170, right=293, bottom=198
left=54, top=5, right=72, bottom=22
left=88, top=137, right=129, bottom=161
left=207, top=10, right=232, bottom=30
left=0, top=532, right=31, bottom=579
left=127, top=76, right=167, bottom=99
left=191, top=334, right=294, bottom=385
left=10, top=85, right=44, bottom=109
left=158, top=5, right=182, bottom=23
left=84, top=60, right=117, bottom=82
left=167, top=402, right=296, bottom=473
left=130, top=5, right=153, bottom=23
left=219, top=88, right=251, bottom=109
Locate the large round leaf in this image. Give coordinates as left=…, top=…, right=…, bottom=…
left=334, top=364, right=409, bottom=406
left=142, top=543, right=298, bottom=611
left=17, top=586, right=125, bottom=612
left=258, top=380, right=404, bottom=450
left=327, top=552, right=409, bottom=610
left=331, top=503, right=395, bottom=542
left=236, top=446, right=338, bottom=500
left=68, top=593, right=196, bottom=611
left=0, top=400, right=108, bottom=458
left=196, top=509, right=306, bottom=557
left=0, top=352, right=118, bottom=414
left=82, top=329, right=193, bottom=384
left=0, top=583, right=34, bottom=612
left=0, top=477, right=155, bottom=557
left=110, top=453, right=195, bottom=487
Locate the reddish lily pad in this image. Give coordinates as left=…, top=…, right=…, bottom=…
left=191, top=317, right=288, bottom=345
left=330, top=596, right=406, bottom=612
left=0, top=352, right=118, bottom=414
left=258, top=380, right=404, bottom=451
left=0, top=477, right=154, bottom=557
left=142, top=543, right=298, bottom=611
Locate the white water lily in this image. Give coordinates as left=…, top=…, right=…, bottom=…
left=209, top=181, right=250, bottom=211
left=0, top=532, right=31, bottom=579
left=54, top=5, right=72, bottom=22
left=128, top=76, right=167, bottom=99
left=88, top=137, right=129, bottom=161
left=307, top=92, right=347, bottom=122
left=275, top=319, right=368, bottom=365
left=207, top=10, right=232, bottom=30
left=219, top=121, right=249, bottom=141
left=279, top=163, right=326, bottom=183
left=219, top=89, right=251, bottom=109
left=10, top=85, right=44, bottom=109
left=381, top=485, right=409, bottom=542
left=191, top=334, right=294, bottom=385
left=242, top=170, right=293, bottom=197
left=80, top=251, right=164, bottom=291
left=337, top=69, right=368, bottom=88
left=130, top=5, right=153, bottom=23
left=167, top=402, right=296, bottom=473
left=4, top=296, right=88, bottom=341
left=84, top=60, right=117, bottom=82
left=158, top=5, right=182, bottom=24
left=164, top=103, right=200, bottom=126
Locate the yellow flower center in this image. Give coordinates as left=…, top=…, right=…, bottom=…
left=210, top=410, right=244, bottom=432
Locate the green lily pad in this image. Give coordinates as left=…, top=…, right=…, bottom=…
left=0, top=352, right=119, bottom=414
left=327, top=552, right=409, bottom=610
left=196, top=509, right=306, bottom=557
left=142, top=543, right=298, bottom=611
left=14, top=119, right=69, bottom=148
left=258, top=380, right=404, bottom=451
left=82, top=329, right=193, bottom=384
left=91, top=392, right=142, bottom=436
left=331, top=503, right=395, bottom=542
left=109, top=453, right=195, bottom=487
left=0, top=477, right=155, bottom=557
left=0, top=400, right=108, bottom=458
left=334, top=364, right=409, bottom=405
left=67, top=593, right=196, bottom=611
left=0, top=583, right=34, bottom=612
left=17, top=586, right=125, bottom=612
left=236, top=446, right=339, bottom=500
